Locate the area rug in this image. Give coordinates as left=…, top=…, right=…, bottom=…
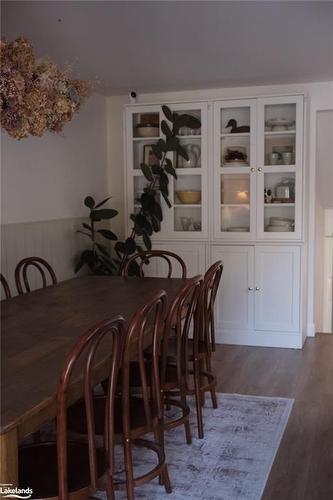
left=97, top=393, right=294, bottom=500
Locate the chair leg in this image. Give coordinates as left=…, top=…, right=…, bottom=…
left=205, top=354, right=218, bottom=409
left=180, top=384, right=192, bottom=444
left=123, top=436, right=135, bottom=500
left=194, top=359, right=204, bottom=439
left=199, top=359, right=206, bottom=407
left=152, top=416, right=172, bottom=493
left=156, top=421, right=172, bottom=493
left=106, top=474, right=115, bottom=500
left=161, top=464, right=172, bottom=494
left=210, top=314, right=216, bottom=353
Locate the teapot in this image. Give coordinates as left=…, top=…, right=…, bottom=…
left=178, top=144, right=201, bottom=168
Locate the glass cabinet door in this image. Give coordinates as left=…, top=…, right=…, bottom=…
left=257, top=95, right=303, bottom=239
left=125, top=106, right=166, bottom=236
left=214, top=99, right=257, bottom=239
left=126, top=102, right=208, bottom=240
left=163, top=102, right=208, bottom=239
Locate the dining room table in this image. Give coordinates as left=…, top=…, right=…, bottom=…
left=0, top=275, right=189, bottom=485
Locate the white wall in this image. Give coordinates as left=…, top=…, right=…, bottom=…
left=314, top=110, right=333, bottom=332
left=1, top=93, right=108, bottom=224
left=0, top=93, right=109, bottom=294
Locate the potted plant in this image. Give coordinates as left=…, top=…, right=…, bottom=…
left=76, top=105, right=201, bottom=276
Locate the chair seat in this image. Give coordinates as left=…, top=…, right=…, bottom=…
left=19, top=441, right=105, bottom=499
left=166, top=337, right=209, bottom=361
left=126, top=360, right=181, bottom=390
left=67, top=395, right=153, bottom=437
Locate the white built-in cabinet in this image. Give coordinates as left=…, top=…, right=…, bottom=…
left=211, top=245, right=301, bottom=347
left=124, top=94, right=306, bottom=348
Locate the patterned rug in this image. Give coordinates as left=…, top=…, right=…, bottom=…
left=97, top=393, right=294, bottom=500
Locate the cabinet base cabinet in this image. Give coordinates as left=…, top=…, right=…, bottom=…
left=211, top=244, right=302, bottom=349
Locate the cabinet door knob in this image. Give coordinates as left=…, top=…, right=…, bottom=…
left=258, top=167, right=263, bottom=172
left=248, top=287, right=254, bottom=291
left=255, top=286, right=261, bottom=291
left=250, top=167, right=255, bottom=172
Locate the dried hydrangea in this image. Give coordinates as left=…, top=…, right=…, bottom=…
left=0, top=37, right=92, bottom=139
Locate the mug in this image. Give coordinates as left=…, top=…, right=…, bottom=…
left=180, top=216, right=193, bottom=231
left=269, top=152, right=280, bottom=165
left=282, top=152, right=292, bottom=165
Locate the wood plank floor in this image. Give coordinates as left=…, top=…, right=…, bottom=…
left=212, top=334, right=333, bottom=500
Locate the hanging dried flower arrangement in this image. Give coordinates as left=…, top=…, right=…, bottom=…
left=0, top=37, right=92, bottom=139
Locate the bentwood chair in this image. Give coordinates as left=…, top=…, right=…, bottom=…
left=0, top=273, right=11, bottom=299
left=202, top=261, right=223, bottom=353
left=15, top=256, right=57, bottom=295
left=19, top=316, right=124, bottom=500
left=68, top=290, right=172, bottom=500
left=122, top=250, right=187, bottom=278
left=162, top=264, right=222, bottom=439
left=180, top=262, right=223, bottom=438
left=160, top=275, right=203, bottom=443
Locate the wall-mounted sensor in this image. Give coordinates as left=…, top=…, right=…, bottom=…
left=129, top=91, right=137, bottom=103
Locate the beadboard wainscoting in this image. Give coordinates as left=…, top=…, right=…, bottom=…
left=0, top=217, right=90, bottom=298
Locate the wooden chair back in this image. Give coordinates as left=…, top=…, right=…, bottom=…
left=122, top=250, right=187, bottom=278
left=57, top=315, right=124, bottom=499
left=121, top=290, right=167, bottom=431
left=161, top=275, right=202, bottom=388
left=202, top=261, right=223, bottom=352
left=15, top=257, right=57, bottom=295
left=0, top=273, right=11, bottom=299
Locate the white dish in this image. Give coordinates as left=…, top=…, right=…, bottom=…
left=266, top=225, right=293, bottom=232
left=222, top=161, right=249, bottom=168
left=265, top=119, right=295, bottom=131
left=270, top=217, right=294, bottom=227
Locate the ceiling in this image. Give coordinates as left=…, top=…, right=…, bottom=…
left=2, top=1, right=333, bottom=95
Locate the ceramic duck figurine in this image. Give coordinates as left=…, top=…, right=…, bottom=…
left=226, top=119, right=250, bottom=134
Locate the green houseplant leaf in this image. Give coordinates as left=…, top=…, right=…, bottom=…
left=84, top=196, right=95, bottom=209
left=94, top=196, right=112, bottom=208
left=162, top=105, right=173, bottom=122
left=75, top=196, right=119, bottom=275
left=97, top=229, right=118, bottom=240
left=91, top=208, right=118, bottom=221
left=140, top=163, right=154, bottom=182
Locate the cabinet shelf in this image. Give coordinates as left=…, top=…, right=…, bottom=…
left=175, top=167, right=202, bottom=175
left=264, top=130, right=296, bottom=136
left=265, top=203, right=295, bottom=207
left=221, top=133, right=250, bottom=138
left=132, top=136, right=160, bottom=141
left=173, top=204, right=201, bottom=208
left=177, top=135, right=201, bottom=139
left=221, top=204, right=250, bottom=208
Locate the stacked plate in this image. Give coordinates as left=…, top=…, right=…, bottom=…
left=266, top=217, right=294, bottom=232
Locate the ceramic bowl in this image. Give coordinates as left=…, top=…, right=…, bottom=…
left=270, top=217, right=294, bottom=227
left=176, top=190, right=201, bottom=204
left=136, top=125, right=159, bottom=137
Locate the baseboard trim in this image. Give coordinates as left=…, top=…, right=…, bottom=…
left=216, top=329, right=303, bottom=349
left=306, top=323, right=316, bottom=337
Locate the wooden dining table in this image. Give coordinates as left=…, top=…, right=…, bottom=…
left=0, top=275, right=189, bottom=485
